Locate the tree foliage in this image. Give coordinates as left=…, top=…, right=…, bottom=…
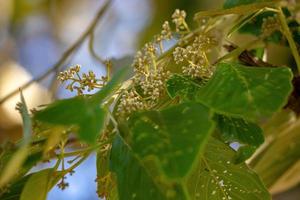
left=1, top=0, right=300, bottom=199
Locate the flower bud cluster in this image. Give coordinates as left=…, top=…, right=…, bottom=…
left=173, top=33, right=217, bottom=78
left=262, top=15, right=281, bottom=36
left=155, top=21, right=173, bottom=52
left=161, top=21, right=172, bottom=40
left=58, top=65, right=81, bottom=82
left=117, top=90, right=146, bottom=117
left=182, top=62, right=213, bottom=78
left=132, top=51, right=150, bottom=75
left=57, top=65, right=106, bottom=95
left=193, top=33, right=218, bottom=51
left=117, top=9, right=192, bottom=117
left=120, top=43, right=170, bottom=117
left=172, top=9, right=189, bottom=32
left=139, top=68, right=170, bottom=101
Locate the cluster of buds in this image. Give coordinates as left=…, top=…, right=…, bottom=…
left=182, top=62, right=213, bottom=78
left=118, top=9, right=192, bottom=117
left=173, top=46, right=193, bottom=64
left=57, top=176, right=69, bottom=190
left=96, top=172, right=114, bottom=199
left=161, top=21, right=172, bottom=40
left=262, top=15, right=281, bottom=36
left=57, top=65, right=107, bottom=95
left=155, top=21, right=173, bottom=52
left=132, top=51, right=150, bottom=75
left=139, top=68, right=170, bottom=101
left=57, top=65, right=81, bottom=81
left=117, top=90, right=146, bottom=117
left=132, top=43, right=158, bottom=75
left=144, top=42, right=158, bottom=64
left=125, top=43, right=170, bottom=116
left=172, top=9, right=189, bottom=32
left=173, top=33, right=218, bottom=78
left=193, top=33, right=218, bottom=51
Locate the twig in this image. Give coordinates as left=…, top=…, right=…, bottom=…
left=217, top=38, right=263, bottom=62
left=277, top=6, right=300, bottom=73
left=194, top=2, right=277, bottom=20
left=89, top=31, right=106, bottom=64
left=0, top=0, right=112, bottom=105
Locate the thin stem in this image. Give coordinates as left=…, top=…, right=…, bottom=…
left=277, top=6, right=300, bottom=73
left=62, top=141, right=110, bottom=158
left=63, top=154, right=88, bottom=175
left=0, top=0, right=112, bottom=105
left=89, top=31, right=106, bottom=65
left=217, top=38, right=263, bottom=63
left=194, top=1, right=278, bottom=20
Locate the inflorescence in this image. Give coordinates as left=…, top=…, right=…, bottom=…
left=116, top=9, right=218, bottom=117
left=261, top=15, right=281, bottom=36
left=58, top=9, right=218, bottom=117
left=173, top=32, right=218, bottom=78
left=57, top=65, right=108, bottom=95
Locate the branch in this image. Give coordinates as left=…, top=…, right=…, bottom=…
left=277, top=6, right=300, bottom=73
left=0, top=0, right=112, bottom=105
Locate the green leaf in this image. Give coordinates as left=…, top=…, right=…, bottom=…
left=214, top=114, right=264, bottom=162
left=197, top=62, right=293, bottom=120
left=128, top=102, right=214, bottom=179
left=91, top=66, right=130, bottom=103
left=0, top=150, right=43, bottom=197
left=238, top=11, right=279, bottom=38
left=215, top=115, right=264, bottom=146
left=0, top=175, right=31, bottom=200
left=166, top=74, right=203, bottom=100
left=34, top=67, right=129, bottom=144
left=223, top=0, right=268, bottom=9
left=20, top=169, right=53, bottom=200
left=18, top=91, right=32, bottom=145
left=215, top=115, right=264, bottom=162
left=235, top=145, right=257, bottom=163
left=0, top=167, right=60, bottom=200
left=96, top=149, right=118, bottom=199
left=227, top=10, right=263, bottom=37
left=0, top=148, right=29, bottom=188
left=110, top=135, right=188, bottom=200
left=187, top=138, right=271, bottom=200
left=34, top=96, right=106, bottom=144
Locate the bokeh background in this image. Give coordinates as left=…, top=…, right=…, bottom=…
left=0, top=0, right=299, bottom=199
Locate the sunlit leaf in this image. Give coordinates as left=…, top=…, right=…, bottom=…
left=43, top=127, right=64, bottom=155
left=187, top=138, right=271, bottom=200
left=128, top=102, right=214, bottom=179
left=197, top=62, right=293, bottom=120
left=0, top=175, right=31, bottom=200
left=110, top=135, right=188, bottom=200
left=0, top=148, right=29, bottom=188
left=20, top=169, right=54, bottom=200
left=166, top=74, right=203, bottom=100
left=34, top=96, right=106, bottom=144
